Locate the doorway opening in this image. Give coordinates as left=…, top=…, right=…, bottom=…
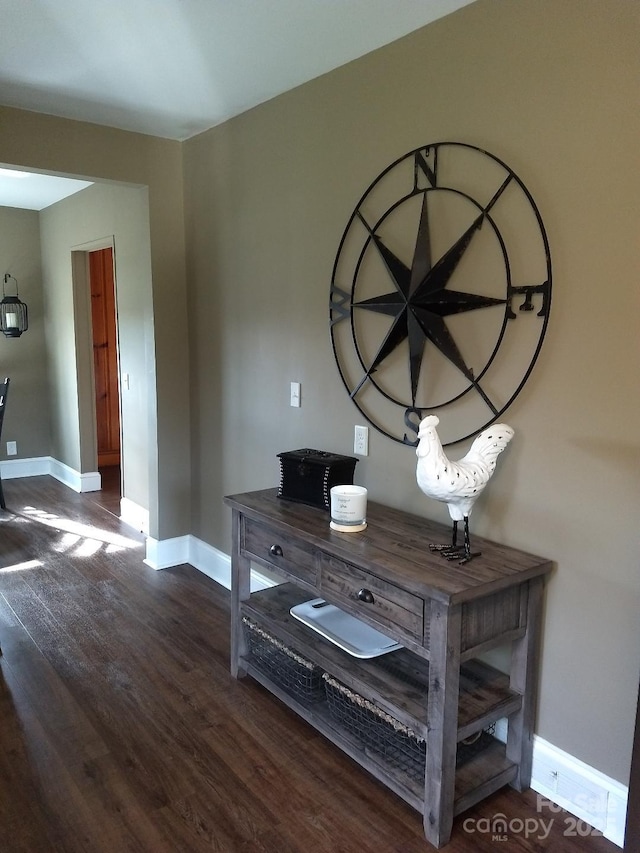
left=88, top=246, right=121, bottom=501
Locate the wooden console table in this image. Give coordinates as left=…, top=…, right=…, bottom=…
left=225, top=488, right=552, bottom=848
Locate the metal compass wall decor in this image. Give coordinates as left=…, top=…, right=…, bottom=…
left=329, top=142, right=551, bottom=447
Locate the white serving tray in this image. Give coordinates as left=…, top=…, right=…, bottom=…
left=290, top=598, right=402, bottom=659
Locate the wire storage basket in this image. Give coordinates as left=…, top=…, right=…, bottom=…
left=242, top=617, right=325, bottom=703
left=324, top=673, right=426, bottom=780
left=323, top=673, right=495, bottom=783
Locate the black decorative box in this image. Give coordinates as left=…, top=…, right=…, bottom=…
left=277, top=448, right=358, bottom=510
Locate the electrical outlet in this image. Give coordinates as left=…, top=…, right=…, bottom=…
left=6, top=440, right=17, bottom=456
left=290, top=382, right=301, bottom=408
left=354, top=425, right=369, bottom=456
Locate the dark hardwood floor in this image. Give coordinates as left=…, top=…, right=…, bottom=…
left=0, top=475, right=620, bottom=852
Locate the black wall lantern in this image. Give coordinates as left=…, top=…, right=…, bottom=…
left=1, top=274, right=28, bottom=338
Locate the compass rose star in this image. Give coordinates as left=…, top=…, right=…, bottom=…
left=354, top=194, right=505, bottom=406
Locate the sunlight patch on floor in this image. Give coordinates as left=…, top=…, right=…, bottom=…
left=53, top=532, right=81, bottom=552
left=21, top=506, right=143, bottom=553
left=0, top=559, right=43, bottom=573
left=74, top=537, right=103, bottom=558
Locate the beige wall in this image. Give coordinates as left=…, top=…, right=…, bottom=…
left=183, top=0, right=639, bottom=783
left=0, top=207, right=51, bottom=458
left=39, top=182, right=154, bottom=512
left=0, top=108, right=190, bottom=540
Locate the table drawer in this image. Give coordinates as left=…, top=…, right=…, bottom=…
left=242, top=518, right=317, bottom=585
left=319, top=554, right=424, bottom=644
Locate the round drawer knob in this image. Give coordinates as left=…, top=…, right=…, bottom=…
left=269, top=544, right=283, bottom=557
left=357, top=588, right=374, bottom=604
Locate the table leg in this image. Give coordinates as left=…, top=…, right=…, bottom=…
left=424, top=600, right=462, bottom=848
left=230, top=508, right=251, bottom=679
left=507, top=575, right=544, bottom=790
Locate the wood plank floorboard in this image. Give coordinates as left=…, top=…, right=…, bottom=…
left=0, top=475, right=621, bottom=852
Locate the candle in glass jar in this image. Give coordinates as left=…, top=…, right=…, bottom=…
left=330, top=485, right=367, bottom=533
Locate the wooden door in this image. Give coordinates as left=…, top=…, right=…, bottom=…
left=90, top=248, right=120, bottom=467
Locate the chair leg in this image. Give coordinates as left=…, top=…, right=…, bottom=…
left=0, top=475, right=5, bottom=510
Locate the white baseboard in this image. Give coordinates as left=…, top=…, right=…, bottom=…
left=187, top=536, right=231, bottom=586
left=530, top=735, right=627, bottom=847
left=186, top=537, right=273, bottom=591
left=144, top=534, right=273, bottom=592
left=120, top=497, right=149, bottom=534
left=491, top=720, right=627, bottom=845
left=144, top=534, right=190, bottom=570
left=0, top=455, right=101, bottom=492
left=1, top=456, right=52, bottom=479
left=49, top=458, right=101, bottom=492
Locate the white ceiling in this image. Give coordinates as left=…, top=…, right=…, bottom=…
left=0, top=167, right=93, bottom=211
left=0, top=0, right=475, bottom=209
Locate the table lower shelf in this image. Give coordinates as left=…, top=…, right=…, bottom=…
left=240, top=654, right=518, bottom=816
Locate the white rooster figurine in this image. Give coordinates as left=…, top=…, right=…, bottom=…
left=416, top=415, right=514, bottom=564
